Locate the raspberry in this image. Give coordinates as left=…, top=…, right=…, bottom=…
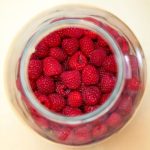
left=56, top=82, right=70, bottom=96
left=117, top=36, right=129, bottom=54
left=48, top=93, right=66, bottom=112
left=98, top=36, right=108, bottom=48
left=106, top=112, right=122, bottom=128
left=36, top=76, right=55, bottom=94
left=127, top=78, right=140, bottom=91
left=89, top=48, right=106, bottom=66
left=35, top=40, right=49, bottom=58
left=54, top=127, right=71, bottom=141
left=61, top=70, right=81, bottom=89
left=62, top=38, right=79, bottom=55
left=100, top=94, right=110, bottom=105
left=30, top=52, right=39, bottom=59
left=43, top=57, right=62, bottom=76
left=92, top=124, right=107, bottom=139
left=49, top=47, right=67, bottom=62
left=80, top=36, right=94, bottom=56
left=29, top=79, right=37, bottom=91
left=63, top=27, right=83, bottom=38
left=37, top=94, right=51, bottom=109
left=54, top=28, right=66, bottom=38
left=84, top=105, right=99, bottom=113
left=129, top=55, right=138, bottom=75
left=102, top=55, right=117, bottom=73
left=28, top=59, right=42, bottom=80
left=44, top=32, right=61, bottom=47
left=62, top=107, right=82, bottom=117
left=82, top=65, right=99, bottom=85
left=84, top=29, right=97, bottom=39
left=34, top=90, right=42, bottom=97
left=68, top=51, right=87, bottom=70
left=82, top=86, right=101, bottom=106
left=104, top=25, right=119, bottom=38
left=100, top=74, right=116, bottom=93
left=118, top=96, right=133, bottom=116
left=74, top=125, right=91, bottom=144
left=68, top=91, right=82, bottom=107
left=35, top=117, right=49, bottom=129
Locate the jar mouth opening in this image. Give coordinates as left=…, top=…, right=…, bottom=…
left=20, top=18, right=125, bottom=124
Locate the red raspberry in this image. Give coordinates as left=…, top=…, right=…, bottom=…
left=48, top=93, right=66, bottom=112
left=54, top=28, right=66, bottom=38
left=29, top=79, right=37, bottom=91
left=104, top=25, right=119, bottom=38
left=117, top=36, right=129, bottom=54
left=61, top=70, right=81, bottom=89
left=37, top=94, right=51, bottom=109
left=74, top=125, right=91, bottom=144
left=100, top=94, right=110, bottom=105
left=129, top=55, right=138, bottom=75
left=82, top=86, right=101, bottom=106
left=35, top=40, right=49, bottom=58
left=84, top=105, right=99, bottom=113
left=106, top=112, right=122, bottom=128
left=80, top=36, right=94, bottom=56
left=100, top=74, right=116, bottom=93
left=68, top=91, right=82, bottom=107
left=63, top=27, right=83, bottom=38
left=82, top=65, right=99, bottom=85
left=44, top=32, right=61, bottom=47
left=53, top=127, right=71, bottom=141
left=97, top=36, right=108, bottom=48
left=35, top=117, right=49, bottom=129
left=62, top=38, right=79, bottom=55
left=28, top=59, right=42, bottom=80
left=27, top=101, right=40, bottom=118
left=36, top=76, right=55, bottom=94
left=92, top=124, right=107, bottom=139
left=43, top=57, right=62, bottom=76
left=83, top=29, right=97, bottom=39
left=102, top=55, right=117, bottom=73
left=34, top=90, right=42, bottom=97
left=127, top=78, right=140, bottom=91
left=49, top=47, right=67, bottom=62
left=89, top=48, right=106, bottom=66
left=56, top=82, right=70, bottom=97
left=30, top=52, right=39, bottom=59
left=118, top=96, right=133, bottom=116
left=68, top=51, right=87, bottom=70
left=62, top=107, right=82, bottom=117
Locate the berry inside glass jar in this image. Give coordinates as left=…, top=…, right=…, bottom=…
left=28, top=27, right=118, bottom=117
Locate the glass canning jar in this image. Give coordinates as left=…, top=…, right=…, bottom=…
left=5, top=5, right=146, bottom=146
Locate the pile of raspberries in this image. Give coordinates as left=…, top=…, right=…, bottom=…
left=28, top=27, right=117, bottom=117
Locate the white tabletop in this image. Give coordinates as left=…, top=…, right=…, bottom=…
left=0, top=0, right=150, bottom=150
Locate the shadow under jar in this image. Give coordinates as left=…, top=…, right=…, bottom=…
left=6, top=5, right=146, bottom=146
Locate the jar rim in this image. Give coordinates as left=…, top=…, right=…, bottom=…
left=20, top=8, right=125, bottom=124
